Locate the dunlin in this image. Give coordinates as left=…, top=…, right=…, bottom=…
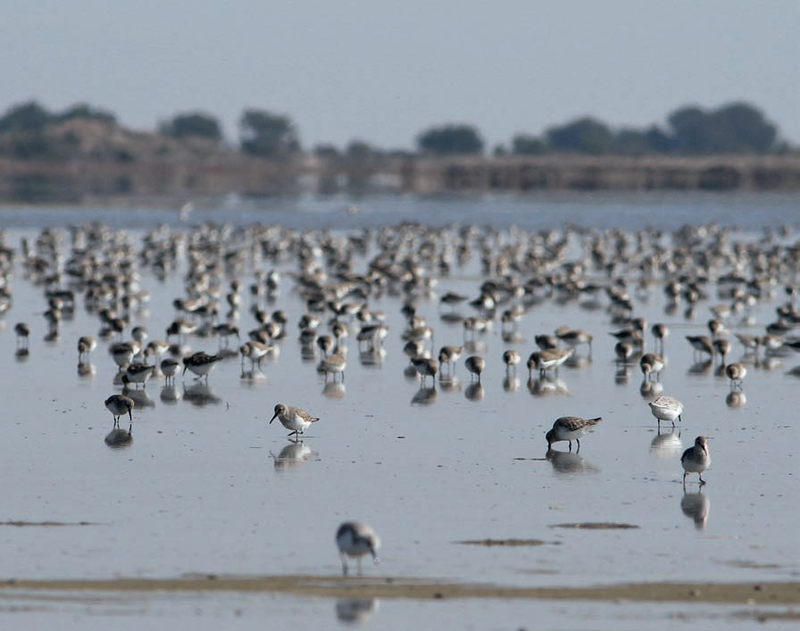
left=725, top=362, right=747, bottom=390
left=336, top=521, right=380, bottom=576
left=502, top=349, right=521, bottom=372
left=270, top=403, right=320, bottom=437
left=681, top=436, right=711, bottom=487
left=319, top=352, right=347, bottom=381
left=545, top=416, right=602, bottom=452
left=527, top=348, right=573, bottom=377
left=182, top=352, right=223, bottom=380
left=122, top=362, right=155, bottom=388
left=160, top=358, right=180, bottom=383
left=411, top=357, right=438, bottom=386
left=639, top=353, right=665, bottom=381
left=464, top=355, right=485, bottom=382
left=105, top=394, right=134, bottom=426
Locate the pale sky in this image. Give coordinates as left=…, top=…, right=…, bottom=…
left=2, top=0, right=798, bottom=150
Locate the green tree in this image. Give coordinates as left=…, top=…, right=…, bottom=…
left=668, top=102, right=777, bottom=153
left=611, top=128, right=652, bottom=155
left=160, top=111, right=222, bottom=141
left=416, top=124, right=484, bottom=156
left=546, top=117, right=613, bottom=154
left=56, top=103, right=116, bottom=124
left=0, top=101, right=52, bottom=133
left=511, top=134, right=548, bottom=155
left=239, top=109, right=299, bottom=158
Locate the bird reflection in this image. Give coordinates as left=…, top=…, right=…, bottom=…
left=122, top=387, right=155, bottom=410
left=639, top=378, right=663, bottom=399
left=687, top=359, right=713, bottom=376
left=615, top=365, right=630, bottom=385
left=726, top=390, right=746, bottom=408
left=465, top=382, right=484, bottom=401
left=649, top=427, right=682, bottom=458
left=680, top=489, right=710, bottom=530
left=104, top=423, right=133, bottom=448
left=546, top=448, right=599, bottom=475
left=501, top=331, right=525, bottom=344
left=403, top=365, right=419, bottom=380
left=271, top=440, right=317, bottom=472
left=182, top=382, right=221, bottom=406
left=463, top=340, right=487, bottom=354
left=438, top=375, right=461, bottom=393
left=335, top=598, right=379, bottom=624
left=527, top=376, right=570, bottom=397
left=77, top=361, right=96, bottom=378
left=412, top=385, right=438, bottom=405
left=566, top=355, right=592, bottom=369
left=15, top=348, right=30, bottom=361
left=359, top=348, right=386, bottom=368
left=503, top=375, right=520, bottom=392
left=160, top=384, right=181, bottom=405
left=240, top=368, right=267, bottom=384
left=322, top=381, right=346, bottom=399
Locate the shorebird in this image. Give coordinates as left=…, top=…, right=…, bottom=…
left=438, top=345, right=463, bottom=373
left=534, top=334, right=558, bottom=351
left=545, top=416, right=602, bottom=452
left=336, top=521, right=380, bottom=576
left=160, top=358, right=180, bottom=383
left=614, top=341, right=634, bottom=365
left=648, top=395, right=684, bottom=427
left=270, top=403, right=320, bottom=437
left=686, top=335, right=714, bottom=360
left=14, top=322, right=30, bottom=348
left=240, top=341, right=272, bottom=370
left=725, top=362, right=747, bottom=390
left=411, top=357, right=438, bottom=386
left=651, top=323, right=669, bottom=353
left=105, top=394, right=134, bottom=426
left=77, top=335, right=97, bottom=361
left=681, top=436, right=711, bottom=488
left=464, top=355, right=485, bottom=382
left=555, top=327, right=593, bottom=354
left=319, top=352, right=346, bottom=381
left=122, top=362, right=155, bottom=388
left=502, top=349, right=521, bottom=373
left=182, top=351, right=223, bottom=380
left=639, top=353, right=665, bottom=381
left=527, top=348, right=573, bottom=377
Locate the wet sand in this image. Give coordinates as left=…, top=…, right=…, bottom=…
left=2, top=575, right=799, bottom=605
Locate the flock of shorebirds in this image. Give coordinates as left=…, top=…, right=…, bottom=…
left=5, top=219, right=798, bottom=572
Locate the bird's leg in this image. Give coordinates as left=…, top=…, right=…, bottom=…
left=576, top=439, right=581, bottom=453
left=340, top=554, right=348, bottom=576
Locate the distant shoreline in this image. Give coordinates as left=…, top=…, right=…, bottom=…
left=1, top=154, right=799, bottom=205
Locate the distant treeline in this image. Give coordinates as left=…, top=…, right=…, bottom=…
left=0, top=99, right=790, bottom=163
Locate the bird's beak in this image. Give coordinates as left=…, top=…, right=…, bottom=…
left=269, top=412, right=278, bottom=424
left=182, top=364, right=187, bottom=375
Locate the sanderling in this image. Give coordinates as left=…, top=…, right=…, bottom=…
left=681, top=436, right=711, bottom=488
left=545, top=416, right=602, bottom=452
left=336, top=521, right=380, bottom=576
left=648, top=395, right=684, bottom=427
left=270, top=403, right=320, bottom=437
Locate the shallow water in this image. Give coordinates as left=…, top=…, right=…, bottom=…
left=0, top=196, right=798, bottom=628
